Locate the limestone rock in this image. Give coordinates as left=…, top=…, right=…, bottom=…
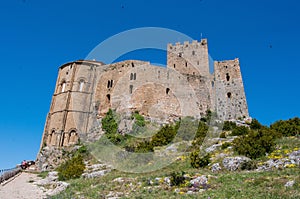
left=285, top=180, right=295, bottom=187
left=211, top=163, right=222, bottom=172
left=222, top=156, right=251, bottom=171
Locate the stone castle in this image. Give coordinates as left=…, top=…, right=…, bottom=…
left=40, top=38, right=249, bottom=148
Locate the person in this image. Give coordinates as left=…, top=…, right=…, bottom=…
left=21, top=160, right=27, bottom=169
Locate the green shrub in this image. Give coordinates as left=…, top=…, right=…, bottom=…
left=270, top=117, right=300, bottom=137
left=219, top=132, right=226, bottom=138
left=230, top=126, right=249, bottom=136
left=250, top=118, right=264, bottom=130
left=170, top=171, right=186, bottom=186
left=221, top=142, right=231, bottom=149
left=132, top=112, right=145, bottom=127
left=190, top=151, right=211, bottom=168
left=222, top=121, right=237, bottom=131
left=232, top=128, right=277, bottom=159
left=102, top=109, right=118, bottom=135
left=57, top=154, right=85, bottom=181
left=151, top=124, right=176, bottom=146
left=240, top=160, right=257, bottom=170
left=192, top=121, right=208, bottom=147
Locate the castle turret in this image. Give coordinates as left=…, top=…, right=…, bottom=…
left=40, top=60, right=101, bottom=148
left=167, top=39, right=210, bottom=77
left=214, top=58, right=249, bottom=120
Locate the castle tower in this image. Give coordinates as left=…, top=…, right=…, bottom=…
left=214, top=58, right=249, bottom=120
left=167, top=39, right=210, bottom=76
left=40, top=60, right=100, bottom=148
left=167, top=39, right=214, bottom=116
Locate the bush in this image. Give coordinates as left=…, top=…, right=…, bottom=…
left=219, top=132, right=226, bottom=138
left=132, top=112, right=145, bottom=127
left=250, top=118, right=264, bottom=130
left=232, top=128, right=277, bottom=159
left=230, top=126, right=249, bottom=136
left=190, top=151, right=210, bottom=168
left=57, top=154, right=85, bottom=181
left=270, top=117, right=300, bottom=137
left=240, top=160, right=257, bottom=170
left=192, top=121, right=209, bottom=147
left=222, top=121, right=237, bottom=131
left=151, top=124, right=176, bottom=146
left=102, top=109, right=118, bottom=135
left=170, top=171, right=186, bottom=186
left=221, top=142, right=231, bottom=149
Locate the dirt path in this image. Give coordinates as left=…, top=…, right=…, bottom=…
left=0, top=172, right=46, bottom=199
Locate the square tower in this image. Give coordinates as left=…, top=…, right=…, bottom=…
left=167, top=39, right=210, bottom=77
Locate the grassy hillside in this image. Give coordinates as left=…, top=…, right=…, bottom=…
left=49, top=116, right=300, bottom=199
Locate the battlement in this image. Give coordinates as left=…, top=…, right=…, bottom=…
left=168, top=39, right=207, bottom=51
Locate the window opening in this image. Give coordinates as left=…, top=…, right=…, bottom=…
left=166, top=88, right=170, bottom=95
left=129, top=85, right=133, bottom=94
left=226, top=73, right=230, bottom=81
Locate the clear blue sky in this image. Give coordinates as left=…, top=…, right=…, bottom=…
left=0, top=0, right=299, bottom=169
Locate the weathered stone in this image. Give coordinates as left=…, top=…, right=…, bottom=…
left=164, top=177, right=171, bottom=186
left=289, top=150, right=300, bottom=165
left=222, top=156, right=251, bottom=171
left=190, top=175, right=208, bottom=187
left=38, top=38, right=249, bottom=149
left=211, top=163, right=222, bottom=172
left=285, top=180, right=295, bottom=187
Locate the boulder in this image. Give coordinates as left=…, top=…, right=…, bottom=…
left=222, top=156, right=251, bottom=171
left=211, top=163, right=222, bottom=172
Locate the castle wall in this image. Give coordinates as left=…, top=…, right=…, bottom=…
left=40, top=39, right=249, bottom=148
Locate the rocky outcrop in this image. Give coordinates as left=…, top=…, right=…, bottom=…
left=35, top=171, right=69, bottom=197
left=222, top=156, right=251, bottom=171
left=82, top=163, right=112, bottom=179
left=36, top=146, right=81, bottom=171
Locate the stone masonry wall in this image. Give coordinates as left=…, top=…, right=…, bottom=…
left=39, top=39, right=249, bottom=149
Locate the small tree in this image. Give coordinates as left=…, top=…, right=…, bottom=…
left=57, top=154, right=85, bottom=181
left=233, top=128, right=276, bottom=159
left=250, top=118, right=263, bottom=130
left=190, top=151, right=210, bottom=168
left=102, top=109, right=118, bottom=135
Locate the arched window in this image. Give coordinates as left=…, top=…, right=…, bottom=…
left=226, top=73, right=230, bottom=81
left=130, top=73, right=133, bottom=80
left=50, top=130, right=56, bottom=146
left=133, top=73, right=136, bottom=80
left=79, top=80, right=84, bottom=92
left=61, top=81, right=66, bottom=92
left=227, top=92, right=232, bottom=99
left=107, top=80, right=114, bottom=88
left=211, top=81, right=214, bottom=88
left=129, top=85, right=133, bottom=94
left=47, top=130, right=54, bottom=146
left=106, top=94, right=111, bottom=102
left=69, top=130, right=78, bottom=145
left=63, top=132, right=70, bottom=146
left=166, top=88, right=170, bottom=95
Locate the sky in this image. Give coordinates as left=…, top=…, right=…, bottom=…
left=0, top=0, right=299, bottom=169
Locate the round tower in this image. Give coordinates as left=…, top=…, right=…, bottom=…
left=41, top=60, right=101, bottom=148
